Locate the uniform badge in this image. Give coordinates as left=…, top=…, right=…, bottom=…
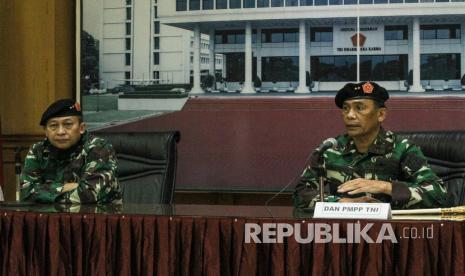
left=362, top=82, right=374, bottom=94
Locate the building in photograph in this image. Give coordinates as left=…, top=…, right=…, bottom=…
left=159, top=0, right=465, bottom=93
left=83, top=0, right=224, bottom=90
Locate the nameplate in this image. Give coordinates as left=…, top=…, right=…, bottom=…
left=313, top=202, right=392, bottom=220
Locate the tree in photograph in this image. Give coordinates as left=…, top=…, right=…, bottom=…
left=81, top=31, right=100, bottom=94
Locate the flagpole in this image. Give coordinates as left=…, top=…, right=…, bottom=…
left=356, top=3, right=360, bottom=82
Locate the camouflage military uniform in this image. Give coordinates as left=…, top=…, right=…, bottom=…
left=20, top=131, right=122, bottom=204
left=294, top=129, right=447, bottom=209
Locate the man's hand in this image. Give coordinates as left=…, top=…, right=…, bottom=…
left=61, top=182, right=79, bottom=193
left=338, top=196, right=381, bottom=203
left=337, top=178, right=392, bottom=196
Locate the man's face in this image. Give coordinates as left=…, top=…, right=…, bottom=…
left=44, top=116, right=85, bottom=150
left=342, top=99, right=386, bottom=138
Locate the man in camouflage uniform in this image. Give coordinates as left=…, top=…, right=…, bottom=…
left=20, top=99, right=122, bottom=204
left=294, top=82, right=446, bottom=209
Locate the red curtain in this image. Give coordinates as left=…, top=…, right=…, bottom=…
left=0, top=211, right=463, bottom=276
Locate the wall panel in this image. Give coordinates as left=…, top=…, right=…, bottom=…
left=0, top=0, right=75, bottom=200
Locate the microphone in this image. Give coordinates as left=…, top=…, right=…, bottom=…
left=313, top=138, right=337, bottom=203
left=314, top=138, right=338, bottom=154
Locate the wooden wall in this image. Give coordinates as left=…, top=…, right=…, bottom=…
left=0, top=0, right=75, bottom=200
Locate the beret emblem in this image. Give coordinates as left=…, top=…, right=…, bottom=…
left=362, top=82, right=374, bottom=94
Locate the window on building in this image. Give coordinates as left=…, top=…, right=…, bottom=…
left=262, top=56, right=298, bottom=82
left=300, top=0, right=312, bottom=5
left=230, top=0, right=241, bottom=8
left=224, top=53, right=257, bottom=82
left=203, top=0, right=214, bottom=9
left=125, top=53, right=131, bottom=66
left=153, top=71, right=160, bottom=84
left=359, top=0, right=373, bottom=4
left=154, top=21, right=160, bottom=34
left=125, top=71, right=131, bottom=85
left=126, top=0, right=132, bottom=5
left=311, top=27, right=333, bottom=42
left=216, top=0, right=228, bottom=9
left=311, top=56, right=356, bottom=81
left=361, top=55, right=408, bottom=80
left=215, top=30, right=246, bottom=44
left=283, top=29, right=298, bottom=42
left=314, top=0, right=328, bottom=5
left=215, top=33, right=222, bottom=44
left=244, top=0, right=256, bottom=8
left=262, top=29, right=298, bottom=43
left=126, top=7, right=131, bottom=20
left=360, top=55, right=383, bottom=80
left=329, top=0, right=343, bottom=5
left=421, top=53, right=460, bottom=80
left=126, top=22, right=131, bottom=35
left=257, top=0, right=270, bottom=7
left=389, top=0, right=403, bottom=3
left=125, top=38, right=131, bottom=50
left=286, top=0, right=298, bottom=6
left=176, top=0, right=187, bottom=11
left=311, top=55, right=408, bottom=81
left=153, top=52, right=160, bottom=65
left=236, top=32, right=245, bottom=43
left=190, top=0, right=200, bottom=10
left=374, top=0, right=388, bottom=3
left=344, top=0, right=357, bottom=4
left=421, top=28, right=436, bottom=39
left=421, top=24, right=461, bottom=39
left=271, top=0, right=284, bottom=6
left=154, top=37, right=160, bottom=49
left=385, top=25, right=408, bottom=40
left=154, top=6, right=158, bottom=18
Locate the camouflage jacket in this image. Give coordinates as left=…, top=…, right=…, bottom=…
left=20, top=131, right=122, bottom=204
left=293, top=129, right=447, bottom=209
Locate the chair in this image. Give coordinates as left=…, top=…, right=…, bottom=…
left=397, top=131, right=465, bottom=207
left=95, top=131, right=180, bottom=204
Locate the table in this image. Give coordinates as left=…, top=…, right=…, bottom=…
left=0, top=204, right=463, bottom=275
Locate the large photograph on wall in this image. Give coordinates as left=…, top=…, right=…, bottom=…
left=79, top=0, right=465, bottom=193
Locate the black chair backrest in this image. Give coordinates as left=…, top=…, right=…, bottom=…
left=397, top=131, right=465, bottom=207
left=94, top=131, right=180, bottom=204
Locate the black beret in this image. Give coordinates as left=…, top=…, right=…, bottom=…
left=40, top=99, right=82, bottom=126
left=335, top=82, right=389, bottom=108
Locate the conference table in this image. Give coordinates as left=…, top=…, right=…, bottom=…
left=0, top=203, right=463, bottom=276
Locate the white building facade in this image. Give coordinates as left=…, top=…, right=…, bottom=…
left=85, top=0, right=223, bottom=89
left=160, top=0, right=465, bottom=93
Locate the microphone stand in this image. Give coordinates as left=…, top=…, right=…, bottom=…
left=316, top=154, right=325, bottom=202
